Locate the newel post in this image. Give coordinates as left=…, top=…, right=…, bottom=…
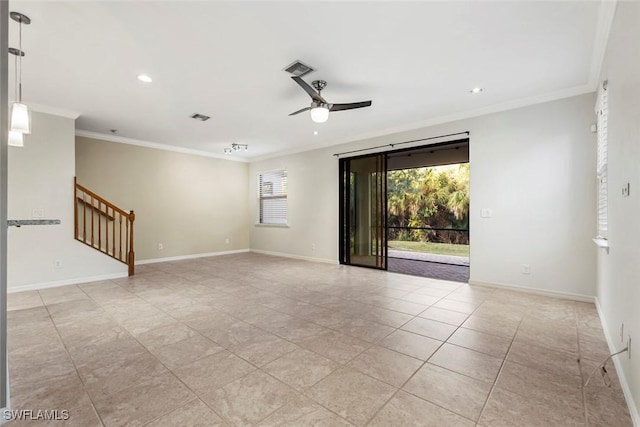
left=128, top=210, right=135, bottom=276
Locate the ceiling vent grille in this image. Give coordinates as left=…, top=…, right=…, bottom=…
left=190, top=113, right=210, bottom=121
left=283, top=60, right=315, bottom=77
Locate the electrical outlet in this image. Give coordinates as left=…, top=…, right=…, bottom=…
left=32, top=208, right=44, bottom=219
left=312, top=243, right=316, bottom=251
left=522, top=264, right=531, bottom=275
left=628, top=336, right=632, bottom=359
left=54, top=260, right=62, bottom=268
left=158, top=243, right=164, bottom=250
left=621, top=323, right=625, bottom=342
left=481, top=208, right=493, bottom=218
left=225, top=238, right=229, bottom=244
left=622, top=183, right=630, bottom=197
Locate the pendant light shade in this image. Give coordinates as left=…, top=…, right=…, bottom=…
left=310, top=105, right=329, bottom=123
left=8, top=130, right=24, bottom=147
left=10, top=102, right=30, bottom=134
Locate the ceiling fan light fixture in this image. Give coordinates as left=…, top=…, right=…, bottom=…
left=310, top=105, right=329, bottom=123
left=10, top=102, right=31, bottom=134
left=8, top=130, right=24, bottom=147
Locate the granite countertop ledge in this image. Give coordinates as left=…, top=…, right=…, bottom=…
left=8, top=219, right=61, bottom=226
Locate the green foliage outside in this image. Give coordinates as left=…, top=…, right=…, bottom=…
left=388, top=164, right=470, bottom=250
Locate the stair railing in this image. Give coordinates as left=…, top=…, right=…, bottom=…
left=74, top=177, right=135, bottom=276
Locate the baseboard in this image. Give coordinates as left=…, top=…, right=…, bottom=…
left=468, top=280, right=595, bottom=303
left=7, top=271, right=128, bottom=293
left=136, top=249, right=250, bottom=265
left=595, top=298, right=640, bottom=426
left=250, top=249, right=337, bottom=265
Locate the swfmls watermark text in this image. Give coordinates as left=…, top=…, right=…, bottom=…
left=3, top=409, right=70, bottom=421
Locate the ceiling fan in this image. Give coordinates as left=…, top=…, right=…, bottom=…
left=288, top=76, right=372, bottom=123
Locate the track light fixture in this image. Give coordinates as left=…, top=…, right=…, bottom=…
left=223, top=143, right=248, bottom=154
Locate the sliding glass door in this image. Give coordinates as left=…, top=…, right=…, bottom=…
left=339, top=153, right=387, bottom=269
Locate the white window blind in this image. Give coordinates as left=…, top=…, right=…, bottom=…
left=259, top=169, right=288, bottom=225
left=596, top=81, right=608, bottom=238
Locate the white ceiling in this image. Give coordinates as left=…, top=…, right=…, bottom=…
left=9, top=1, right=610, bottom=160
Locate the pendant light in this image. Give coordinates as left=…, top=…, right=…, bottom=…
left=9, top=12, right=31, bottom=135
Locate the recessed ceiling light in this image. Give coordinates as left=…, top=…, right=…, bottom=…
left=470, top=87, right=483, bottom=94
left=137, top=74, right=153, bottom=83
left=313, top=131, right=318, bottom=135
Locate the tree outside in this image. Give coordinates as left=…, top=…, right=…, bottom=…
left=387, top=163, right=469, bottom=257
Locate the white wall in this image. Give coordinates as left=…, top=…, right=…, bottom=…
left=250, top=93, right=597, bottom=298
left=595, top=1, right=640, bottom=423
left=7, top=112, right=125, bottom=291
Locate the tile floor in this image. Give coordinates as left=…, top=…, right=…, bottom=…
left=6, top=253, right=633, bottom=426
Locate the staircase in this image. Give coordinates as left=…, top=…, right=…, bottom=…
left=74, top=177, right=135, bottom=276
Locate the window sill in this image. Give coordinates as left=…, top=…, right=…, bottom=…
left=255, top=223, right=290, bottom=228
left=592, top=237, right=609, bottom=248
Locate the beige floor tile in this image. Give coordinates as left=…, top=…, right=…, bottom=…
left=334, top=318, right=396, bottom=343
left=307, top=368, right=396, bottom=426
left=204, top=370, right=298, bottom=426
left=369, top=390, right=474, bottom=427
left=93, top=370, right=195, bottom=427
left=419, top=306, right=469, bottom=326
left=150, top=334, right=224, bottom=369
left=135, top=322, right=197, bottom=350
left=379, top=329, right=442, bottom=360
left=146, top=399, right=228, bottom=427
left=301, top=330, right=370, bottom=364
left=8, top=291, right=44, bottom=311
left=39, top=285, right=90, bottom=305
left=172, top=350, right=255, bottom=395
left=360, top=307, right=413, bottom=328
left=230, top=332, right=298, bottom=366
left=432, top=299, right=478, bottom=314
left=403, top=364, right=491, bottom=421
left=429, top=343, right=503, bottom=383
left=585, top=385, right=633, bottom=426
left=201, top=320, right=268, bottom=349
left=462, top=314, right=520, bottom=338
left=380, top=299, right=429, bottom=315
left=264, top=318, right=328, bottom=343
left=263, top=348, right=339, bottom=391
left=447, top=327, right=512, bottom=358
left=257, top=395, right=352, bottom=426
left=81, top=352, right=167, bottom=399
left=496, top=361, right=583, bottom=418
left=479, top=388, right=585, bottom=427
left=399, top=292, right=441, bottom=306
left=10, top=372, right=93, bottom=413
left=508, top=340, right=580, bottom=378
left=401, top=317, right=457, bottom=341
left=347, top=346, right=423, bottom=387
left=412, top=286, right=451, bottom=298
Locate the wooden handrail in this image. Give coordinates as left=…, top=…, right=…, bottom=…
left=74, top=177, right=135, bottom=276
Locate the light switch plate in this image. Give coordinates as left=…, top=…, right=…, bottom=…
left=32, top=208, right=44, bottom=218
left=622, top=183, right=630, bottom=197
left=481, top=208, right=492, bottom=218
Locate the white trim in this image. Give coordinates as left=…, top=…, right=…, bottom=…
left=468, top=280, right=595, bottom=303
left=7, top=271, right=128, bottom=293
left=595, top=298, right=640, bottom=426
left=135, top=249, right=250, bottom=265
left=254, top=223, right=290, bottom=228
left=75, top=130, right=249, bottom=163
left=250, top=249, right=337, bottom=265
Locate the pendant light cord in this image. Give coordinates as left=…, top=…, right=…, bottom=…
left=18, top=18, right=22, bottom=103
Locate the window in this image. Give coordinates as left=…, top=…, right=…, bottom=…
left=596, top=81, right=608, bottom=239
left=258, top=169, right=288, bottom=225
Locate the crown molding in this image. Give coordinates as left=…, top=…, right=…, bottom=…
left=75, top=130, right=249, bottom=163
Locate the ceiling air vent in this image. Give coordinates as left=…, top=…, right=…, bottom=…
left=283, top=60, right=315, bottom=77
left=190, top=113, right=210, bottom=121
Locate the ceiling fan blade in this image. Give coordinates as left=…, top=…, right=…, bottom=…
left=292, top=76, right=326, bottom=103
left=330, top=101, right=372, bottom=112
left=288, top=106, right=311, bottom=116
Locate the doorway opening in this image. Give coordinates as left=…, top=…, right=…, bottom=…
left=339, top=139, right=469, bottom=282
